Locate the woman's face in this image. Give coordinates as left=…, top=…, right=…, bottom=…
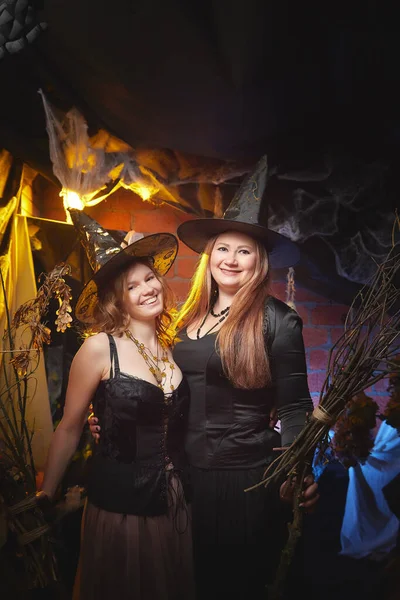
left=210, top=231, right=258, bottom=294
left=122, top=262, right=164, bottom=322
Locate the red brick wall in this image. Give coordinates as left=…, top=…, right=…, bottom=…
left=270, top=279, right=390, bottom=418
left=39, top=184, right=390, bottom=411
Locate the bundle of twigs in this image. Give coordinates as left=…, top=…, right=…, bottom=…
left=0, top=263, right=72, bottom=592
left=259, top=245, right=400, bottom=488
left=247, top=239, right=400, bottom=598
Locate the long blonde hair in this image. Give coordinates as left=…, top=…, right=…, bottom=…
left=175, top=235, right=272, bottom=389
left=83, top=259, right=177, bottom=346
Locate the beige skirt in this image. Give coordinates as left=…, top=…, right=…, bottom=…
left=73, top=473, right=194, bottom=600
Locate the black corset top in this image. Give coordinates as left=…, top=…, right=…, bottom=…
left=92, top=334, right=189, bottom=467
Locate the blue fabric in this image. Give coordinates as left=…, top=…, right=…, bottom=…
left=312, top=429, right=335, bottom=482
left=340, top=421, right=400, bottom=559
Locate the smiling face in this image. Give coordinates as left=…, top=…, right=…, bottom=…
left=209, top=231, right=259, bottom=294
left=122, top=261, right=164, bottom=322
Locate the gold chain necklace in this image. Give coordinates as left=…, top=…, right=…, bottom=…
left=125, top=330, right=175, bottom=392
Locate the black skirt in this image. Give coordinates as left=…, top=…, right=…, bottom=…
left=188, top=465, right=289, bottom=600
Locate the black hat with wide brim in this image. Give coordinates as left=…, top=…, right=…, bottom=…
left=69, top=209, right=178, bottom=323
left=177, top=155, right=300, bottom=269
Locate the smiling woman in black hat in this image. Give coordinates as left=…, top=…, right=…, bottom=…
left=172, top=155, right=319, bottom=600
left=37, top=210, right=194, bottom=600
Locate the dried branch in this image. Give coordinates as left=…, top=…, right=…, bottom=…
left=0, top=263, right=72, bottom=591
left=249, top=246, right=400, bottom=494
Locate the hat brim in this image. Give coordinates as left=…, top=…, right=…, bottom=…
left=177, top=219, right=300, bottom=269
left=75, top=232, right=178, bottom=323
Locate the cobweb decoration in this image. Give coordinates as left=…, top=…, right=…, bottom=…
left=268, top=188, right=339, bottom=243
left=118, top=160, right=170, bottom=206
left=267, top=158, right=399, bottom=285
left=39, top=89, right=127, bottom=219
left=39, top=92, right=201, bottom=219
left=324, top=228, right=395, bottom=283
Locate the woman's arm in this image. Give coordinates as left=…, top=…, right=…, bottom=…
left=267, top=299, right=319, bottom=511
left=270, top=305, right=313, bottom=447
left=40, top=334, right=108, bottom=499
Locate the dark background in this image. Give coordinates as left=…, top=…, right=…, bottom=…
left=1, top=1, right=400, bottom=303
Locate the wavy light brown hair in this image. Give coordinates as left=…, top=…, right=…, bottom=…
left=175, top=234, right=272, bottom=389
left=84, top=259, right=177, bottom=346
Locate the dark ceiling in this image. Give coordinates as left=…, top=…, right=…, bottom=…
left=1, top=1, right=399, bottom=304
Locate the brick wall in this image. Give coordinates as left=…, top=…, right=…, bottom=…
left=38, top=183, right=390, bottom=411
left=270, top=280, right=390, bottom=416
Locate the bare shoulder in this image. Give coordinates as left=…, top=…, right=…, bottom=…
left=83, top=332, right=109, bottom=349
left=76, top=332, right=110, bottom=361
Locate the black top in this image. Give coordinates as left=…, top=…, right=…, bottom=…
left=87, top=335, right=190, bottom=516
left=173, top=296, right=313, bottom=469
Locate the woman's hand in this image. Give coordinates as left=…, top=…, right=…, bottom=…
left=279, top=474, right=319, bottom=513
left=88, top=411, right=101, bottom=442
left=35, top=490, right=57, bottom=521
left=35, top=490, right=52, bottom=506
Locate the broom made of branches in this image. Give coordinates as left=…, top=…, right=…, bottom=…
left=246, top=238, right=400, bottom=599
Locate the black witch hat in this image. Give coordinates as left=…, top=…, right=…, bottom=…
left=69, top=208, right=178, bottom=322
left=177, top=155, right=299, bottom=268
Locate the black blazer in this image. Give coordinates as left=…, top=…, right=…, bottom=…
left=174, top=296, right=313, bottom=470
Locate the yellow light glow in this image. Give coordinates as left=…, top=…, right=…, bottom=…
left=61, top=189, right=84, bottom=210
left=108, top=163, right=124, bottom=180
left=61, top=189, right=85, bottom=223
left=131, top=184, right=155, bottom=201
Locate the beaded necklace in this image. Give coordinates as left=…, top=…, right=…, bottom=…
left=125, top=330, right=175, bottom=392
left=210, top=305, right=230, bottom=318
left=196, top=308, right=229, bottom=339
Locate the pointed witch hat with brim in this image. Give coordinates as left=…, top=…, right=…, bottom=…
left=69, top=208, right=178, bottom=322
left=177, top=155, right=300, bottom=268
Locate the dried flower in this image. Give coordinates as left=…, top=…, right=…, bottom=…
left=10, top=350, right=33, bottom=378
left=55, top=300, right=73, bottom=333
left=11, top=263, right=72, bottom=343
left=332, top=392, right=378, bottom=468
left=31, top=323, right=52, bottom=349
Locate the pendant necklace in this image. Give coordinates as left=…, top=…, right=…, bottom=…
left=125, top=330, right=175, bottom=392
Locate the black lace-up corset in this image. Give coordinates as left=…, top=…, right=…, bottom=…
left=87, top=335, right=190, bottom=516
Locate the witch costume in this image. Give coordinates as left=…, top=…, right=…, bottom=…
left=174, top=155, right=313, bottom=599
left=69, top=210, right=194, bottom=600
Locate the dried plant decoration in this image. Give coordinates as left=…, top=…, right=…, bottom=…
left=332, top=391, right=379, bottom=468
left=0, top=263, right=72, bottom=594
